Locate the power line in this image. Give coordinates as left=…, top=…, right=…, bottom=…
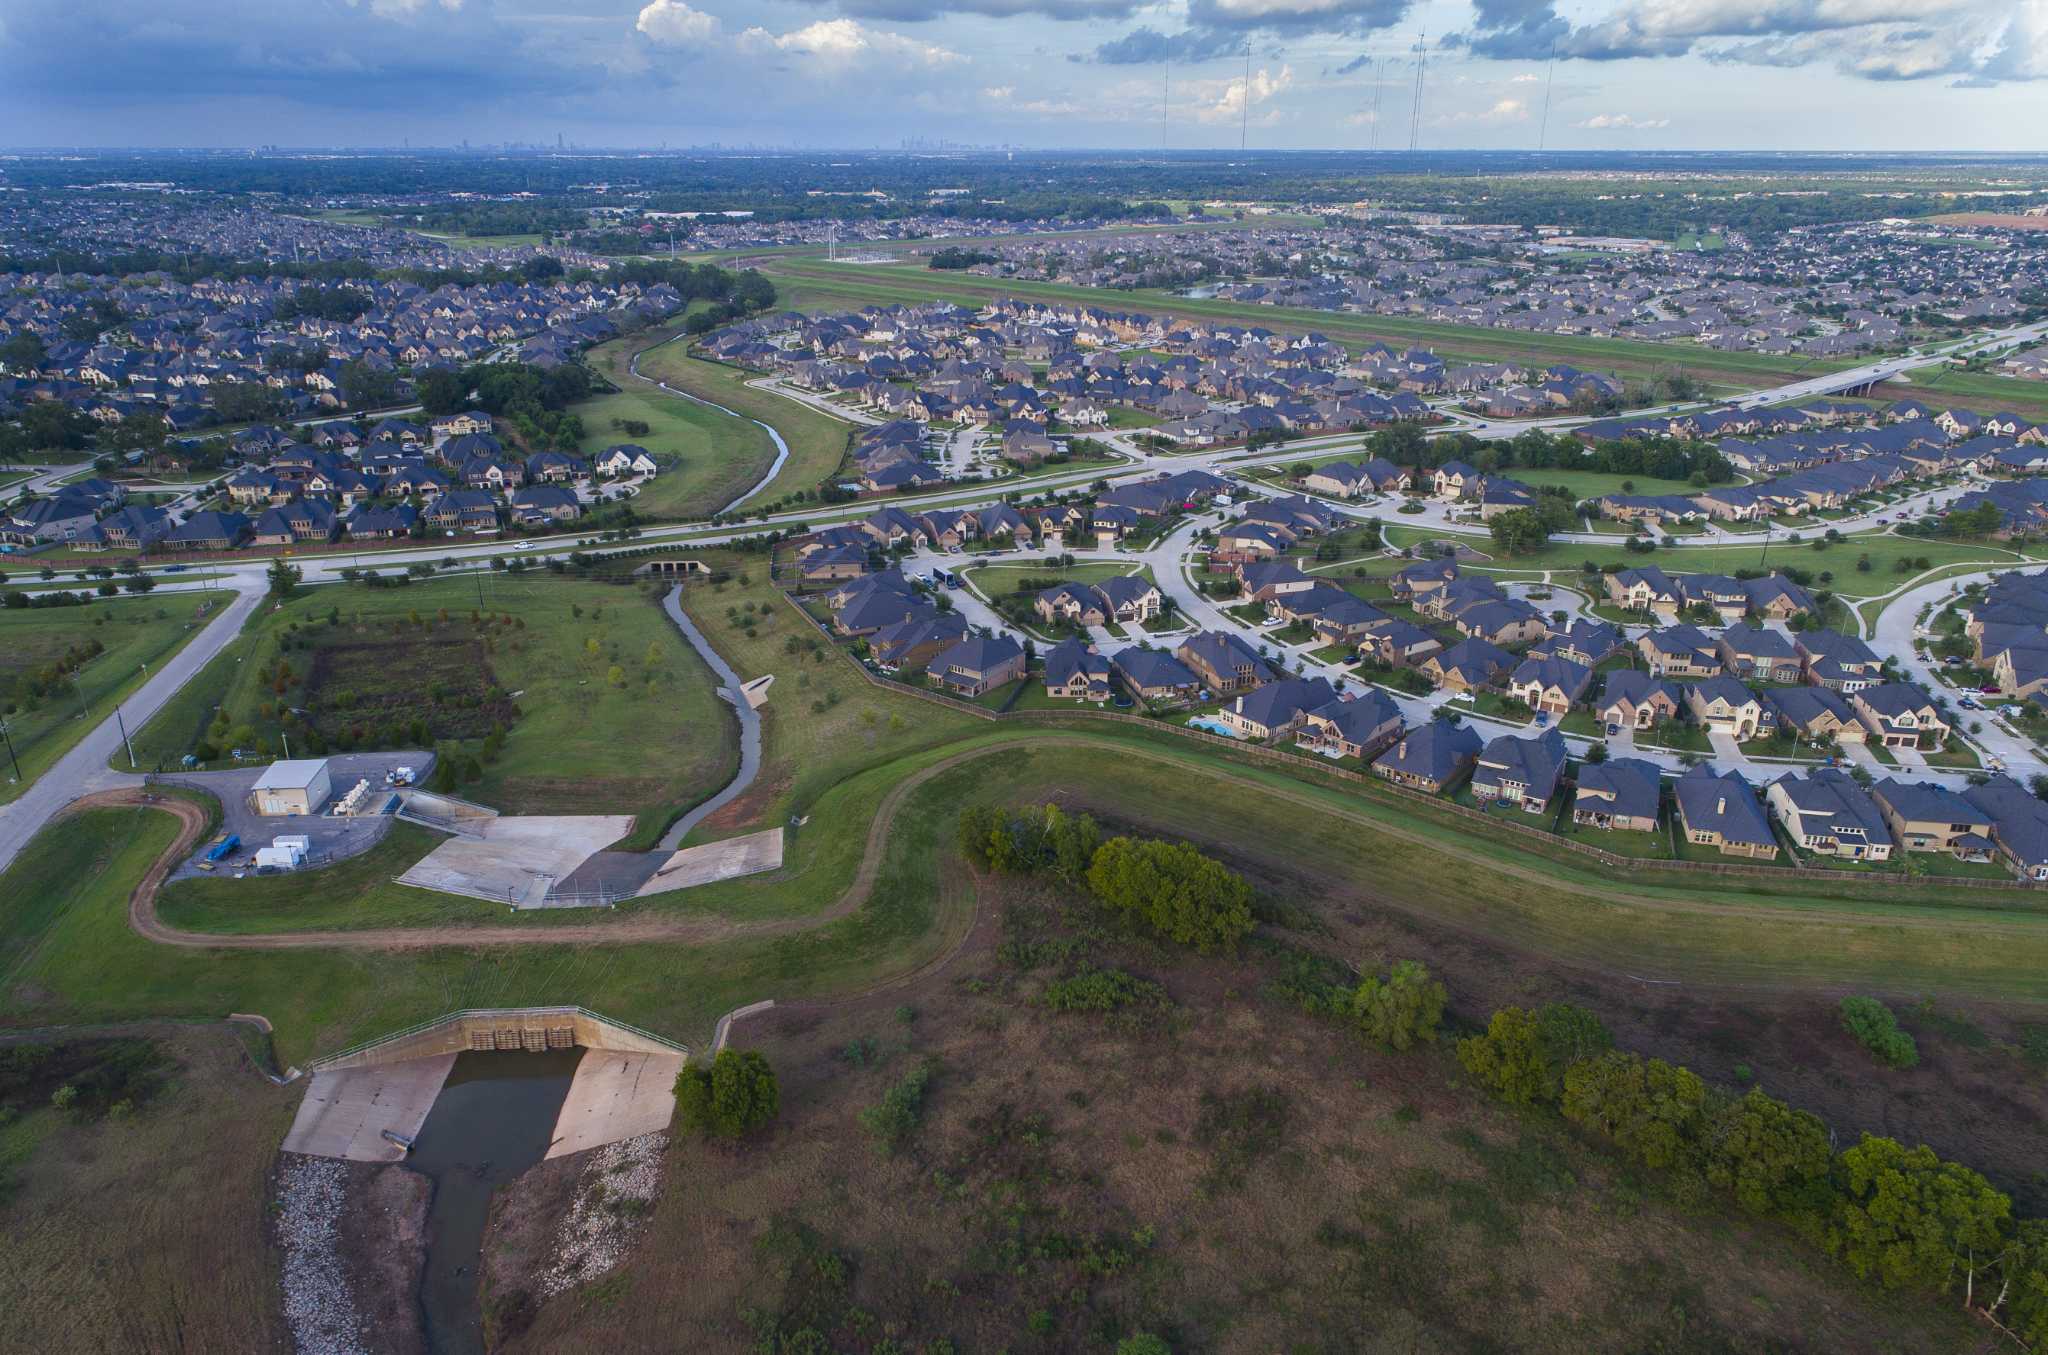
left=1537, top=47, right=1557, bottom=152
left=1408, top=33, right=1426, bottom=153
left=1370, top=58, right=1385, bottom=151
left=1240, top=42, right=1252, bottom=154
left=1163, top=58, right=1170, bottom=153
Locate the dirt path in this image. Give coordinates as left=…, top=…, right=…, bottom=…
left=80, top=743, right=987, bottom=952
left=80, top=733, right=2048, bottom=967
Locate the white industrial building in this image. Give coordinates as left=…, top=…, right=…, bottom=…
left=251, top=759, right=333, bottom=817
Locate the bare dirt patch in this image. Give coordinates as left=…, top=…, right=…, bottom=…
left=303, top=633, right=517, bottom=747
left=338, top=1163, right=431, bottom=1355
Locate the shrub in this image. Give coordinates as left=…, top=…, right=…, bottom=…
left=673, top=1049, right=779, bottom=1140
left=1346, top=959, right=1447, bottom=1051
left=1838, top=996, right=1918, bottom=1069
left=1037, top=968, right=1167, bottom=1013
left=1086, top=836, right=1254, bottom=952
left=859, top=1060, right=935, bottom=1155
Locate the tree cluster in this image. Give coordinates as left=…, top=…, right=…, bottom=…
left=674, top=1048, right=780, bottom=1141
left=1458, top=1002, right=2048, bottom=1337
left=957, top=803, right=1255, bottom=952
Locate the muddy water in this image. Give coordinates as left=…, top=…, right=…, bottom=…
left=407, top=1048, right=583, bottom=1354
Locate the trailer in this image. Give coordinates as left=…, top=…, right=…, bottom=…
left=203, top=834, right=240, bottom=863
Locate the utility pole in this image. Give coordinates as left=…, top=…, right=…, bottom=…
left=0, top=718, right=19, bottom=782
left=69, top=674, right=88, bottom=722
left=117, top=706, right=135, bottom=768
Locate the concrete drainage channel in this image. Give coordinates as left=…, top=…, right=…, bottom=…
left=281, top=1008, right=690, bottom=1355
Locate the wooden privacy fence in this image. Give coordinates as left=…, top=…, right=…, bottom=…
left=780, top=590, right=2040, bottom=893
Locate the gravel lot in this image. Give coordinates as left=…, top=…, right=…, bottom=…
left=274, top=1153, right=371, bottom=1355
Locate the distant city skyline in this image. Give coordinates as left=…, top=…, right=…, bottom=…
left=2, top=0, right=2045, bottom=153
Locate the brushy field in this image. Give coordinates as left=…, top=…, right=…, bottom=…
left=0, top=591, right=231, bottom=803
left=0, top=1025, right=295, bottom=1354
left=123, top=574, right=736, bottom=834
left=501, top=867, right=2006, bottom=1355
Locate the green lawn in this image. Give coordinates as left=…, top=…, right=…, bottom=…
left=20, top=724, right=2048, bottom=1067
left=0, top=592, right=231, bottom=805
left=569, top=387, right=776, bottom=522
left=122, top=575, right=736, bottom=840
left=1380, top=523, right=2033, bottom=598
left=627, top=337, right=853, bottom=509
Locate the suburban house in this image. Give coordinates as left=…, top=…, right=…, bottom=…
left=1715, top=625, right=1803, bottom=683
left=1043, top=638, right=1113, bottom=702
left=1035, top=582, right=1109, bottom=628
left=1448, top=598, right=1549, bottom=647
left=1423, top=638, right=1514, bottom=692
left=1766, top=769, right=1895, bottom=862
left=1094, top=574, right=1164, bottom=624
left=1112, top=647, right=1203, bottom=704
left=1358, top=620, right=1444, bottom=668
left=1535, top=618, right=1623, bottom=667
left=1765, top=685, right=1871, bottom=744
left=1850, top=684, right=1951, bottom=750
left=1870, top=779, right=1998, bottom=858
left=1295, top=690, right=1405, bottom=761
left=1507, top=655, right=1593, bottom=715
left=927, top=634, right=1027, bottom=698
left=165, top=510, right=250, bottom=551
left=1432, top=460, right=1484, bottom=500
left=1177, top=631, right=1271, bottom=694
left=1310, top=596, right=1390, bottom=645
left=1597, top=671, right=1683, bottom=730
left=1217, top=676, right=1339, bottom=741
left=1389, top=558, right=1460, bottom=603
left=1964, top=776, right=2048, bottom=881
left=1573, top=758, right=1663, bottom=832
left=872, top=613, right=969, bottom=672
left=1372, top=720, right=1483, bottom=794
left=1607, top=566, right=1683, bottom=618
left=1795, top=630, right=1886, bottom=692
left=1470, top=729, right=1567, bottom=813
left=1672, top=766, right=1778, bottom=859
left=1686, top=677, right=1775, bottom=741
left=1638, top=626, right=1723, bottom=679
left=595, top=444, right=660, bottom=478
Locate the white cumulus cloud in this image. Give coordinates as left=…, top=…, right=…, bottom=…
left=636, top=0, right=720, bottom=46
left=737, top=18, right=963, bottom=68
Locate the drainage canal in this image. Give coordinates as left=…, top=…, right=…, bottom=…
left=407, top=1048, right=584, bottom=1354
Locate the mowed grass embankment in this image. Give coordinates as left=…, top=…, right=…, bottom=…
left=759, top=258, right=1852, bottom=387
left=632, top=339, right=855, bottom=504
left=17, top=727, right=2048, bottom=1068
left=0, top=591, right=232, bottom=805
left=122, top=574, right=736, bottom=836
left=580, top=330, right=782, bottom=520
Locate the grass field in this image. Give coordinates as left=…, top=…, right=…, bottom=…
left=580, top=332, right=783, bottom=520
left=628, top=335, right=853, bottom=507
left=1379, top=522, right=2036, bottom=596
left=122, top=575, right=736, bottom=836
left=761, top=258, right=1857, bottom=388
left=0, top=592, right=231, bottom=805
left=0, top=1026, right=294, bottom=1353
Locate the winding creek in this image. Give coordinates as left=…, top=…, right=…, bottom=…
left=657, top=585, right=765, bottom=850
left=627, top=331, right=791, bottom=512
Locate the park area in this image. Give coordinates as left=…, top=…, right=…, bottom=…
left=122, top=575, right=737, bottom=840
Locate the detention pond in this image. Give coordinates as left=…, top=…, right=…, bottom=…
left=407, top=1048, right=584, bottom=1354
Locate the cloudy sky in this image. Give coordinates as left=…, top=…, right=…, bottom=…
left=3, top=0, right=2046, bottom=152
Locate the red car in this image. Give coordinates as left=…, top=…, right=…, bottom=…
left=1982, top=684, right=2003, bottom=695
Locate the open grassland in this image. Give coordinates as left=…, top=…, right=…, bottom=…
left=0, top=1026, right=294, bottom=1354
left=760, top=258, right=1855, bottom=388
left=581, top=333, right=780, bottom=520
left=1380, top=521, right=2039, bottom=595
left=629, top=334, right=853, bottom=504
left=0, top=591, right=230, bottom=805
left=123, top=575, right=735, bottom=835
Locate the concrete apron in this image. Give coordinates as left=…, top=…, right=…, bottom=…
left=286, top=1009, right=688, bottom=1163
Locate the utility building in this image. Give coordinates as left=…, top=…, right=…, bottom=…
left=251, top=758, right=333, bottom=817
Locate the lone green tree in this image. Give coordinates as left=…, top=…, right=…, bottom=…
left=674, top=1049, right=780, bottom=1141
left=266, top=557, right=303, bottom=600
left=1086, top=836, right=1254, bottom=952
left=1347, top=960, right=1447, bottom=1051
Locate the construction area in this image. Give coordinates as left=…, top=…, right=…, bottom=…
left=281, top=1007, right=689, bottom=1164
left=159, top=751, right=429, bottom=880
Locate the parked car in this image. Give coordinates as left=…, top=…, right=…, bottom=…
left=1960, top=697, right=1979, bottom=709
